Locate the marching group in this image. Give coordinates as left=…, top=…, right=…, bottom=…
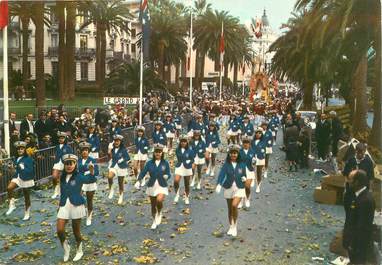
left=2, top=93, right=305, bottom=262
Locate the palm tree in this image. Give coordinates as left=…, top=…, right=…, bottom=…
left=79, top=0, right=133, bottom=92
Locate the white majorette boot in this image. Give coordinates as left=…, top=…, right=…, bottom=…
left=190, top=177, right=195, bottom=188
left=173, top=190, right=180, bottom=204
left=22, top=207, right=30, bottom=221
left=256, top=182, right=261, bottom=193
left=6, top=198, right=16, bottom=215
left=108, top=185, right=114, bottom=199
left=227, top=223, right=234, bottom=235
left=155, top=212, right=162, bottom=225
left=184, top=195, right=190, bottom=205
left=63, top=240, right=71, bottom=262
left=245, top=197, right=250, bottom=208
left=151, top=218, right=157, bottom=230
left=117, top=192, right=124, bottom=205
left=231, top=222, right=237, bottom=237
left=86, top=211, right=92, bottom=226
left=210, top=167, right=215, bottom=177
left=73, top=242, right=84, bottom=261
left=51, top=185, right=60, bottom=199
left=263, top=170, right=268, bottom=179
left=196, top=180, right=201, bottom=190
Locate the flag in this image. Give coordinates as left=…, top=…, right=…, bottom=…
left=252, top=17, right=262, bottom=39
left=219, top=22, right=224, bottom=71
left=0, top=0, right=8, bottom=30
left=140, top=0, right=150, bottom=61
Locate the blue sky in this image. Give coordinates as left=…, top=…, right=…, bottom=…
left=175, top=0, right=297, bottom=32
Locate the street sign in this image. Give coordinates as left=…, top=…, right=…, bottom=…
left=103, top=97, right=142, bottom=105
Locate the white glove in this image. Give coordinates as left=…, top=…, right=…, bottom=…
left=92, top=147, right=96, bottom=151
left=163, top=174, right=169, bottom=180
left=252, top=157, right=256, bottom=163
left=118, top=158, right=124, bottom=163
left=134, top=181, right=141, bottom=190
left=215, top=184, right=222, bottom=194
left=19, top=163, right=25, bottom=170
left=241, top=176, right=247, bottom=182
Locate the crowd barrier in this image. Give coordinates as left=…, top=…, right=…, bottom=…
left=0, top=113, right=192, bottom=199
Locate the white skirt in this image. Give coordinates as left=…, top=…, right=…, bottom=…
left=175, top=124, right=182, bottom=130
left=109, top=164, right=128, bottom=177
left=175, top=164, right=193, bottom=177
left=246, top=167, right=255, bottom=180
left=53, top=160, right=64, bottom=171
left=82, top=182, right=97, bottom=192
left=272, top=131, right=276, bottom=136
left=194, top=156, right=205, bottom=165
left=146, top=180, right=169, bottom=197
left=227, top=129, right=238, bottom=136
left=166, top=132, right=175, bottom=139
left=134, top=151, right=148, bottom=161
left=89, top=152, right=99, bottom=159
left=266, top=147, right=273, bottom=154
left=256, top=159, right=265, bottom=166
left=11, top=177, right=35, bottom=188
left=57, top=199, right=86, bottom=220
left=224, top=182, right=246, bottom=199
left=207, top=145, right=219, bottom=154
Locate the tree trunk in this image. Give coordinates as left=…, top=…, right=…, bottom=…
left=223, top=62, right=228, bottom=79
left=34, top=1, right=45, bottom=107
left=100, top=29, right=107, bottom=93
left=200, top=53, right=205, bottom=86
left=57, top=1, right=66, bottom=101
left=21, top=14, right=30, bottom=92
left=95, top=21, right=101, bottom=89
left=352, top=54, right=368, bottom=133
left=181, top=58, right=186, bottom=89
left=302, top=79, right=314, bottom=110
left=194, top=50, right=201, bottom=90
left=233, top=62, right=238, bottom=90
left=158, top=42, right=165, bottom=80
left=175, top=61, right=180, bottom=89
left=65, top=1, right=76, bottom=100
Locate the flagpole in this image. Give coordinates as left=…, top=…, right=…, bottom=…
left=139, top=36, right=143, bottom=125
left=189, top=10, right=193, bottom=109
left=3, top=23, right=9, bottom=155
left=219, top=22, right=223, bottom=101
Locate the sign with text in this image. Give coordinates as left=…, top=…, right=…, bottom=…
left=103, top=97, right=143, bottom=105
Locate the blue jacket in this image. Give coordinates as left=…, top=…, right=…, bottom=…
left=241, top=122, right=254, bottom=136
left=163, top=121, right=175, bottom=133
left=87, top=133, right=100, bottom=152
left=175, top=147, right=195, bottom=169
left=59, top=171, right=96, bottom=206
left=263, top=129, right=273, bottom=147
left=228, top=119, right=240, bottom=132
left=174, top=115, right=182, bottom=126
left=13, top=155, right=34, bottom=181
left=138, top=159, right=171, bottom=187
left=270, top=115, right=280, bottom=126
left=217, top=162, right=247, bottom=189
left=152, top=130, right=167, bottom=145
left=109, top=126, right=122, bottom=136
left=252, top=139, right=266, bottom=160
left=54, top=144, right=73, bottom=163
left=190, top=140, right=207, bottom=158
left=188, top=120, right=205, bottom=134
left=135, top=136, right=150, bottom=154
left=239, top=148, right=256, bottom=171
left=110, top=146, right=130, bottom=169
left=205, top=130, right=221, bottom=148
left=78, top=157, right=99, bottom=183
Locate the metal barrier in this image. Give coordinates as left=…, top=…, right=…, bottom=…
left=0, top=113, right=193, bottom=199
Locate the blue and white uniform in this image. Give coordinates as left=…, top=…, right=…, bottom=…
left=174, top=114, right=182, bottom=130
left=239, top=148, right=256, bottom=180
left=87, top=133, right=100, bottom=159
left=164, top=121, right=176, bottom=139
left=190, top=139, right=207, bottom=165
left=252, top=139, right=266, bottom=166
left=79, top=157, right=99, bottom=192
left=53, top=144, right=73, bottom=171
left=241, top=121, right=254, bottom=138
left=217, top=161, right=247, bottom=199
left=11, top=155, right=35, bottom=188
left=174, top=147, right=195, bottom=176
left=108, top=146, right=130, bottom=176
left=205, top=130, right=221, bottom=153
left=227, top=118, right=240, bottom=136
left=138, top=159, right=171, bottom=197
left=134, top=136, right=149, bottom=161
left=263, top=128, right=273, bottom=154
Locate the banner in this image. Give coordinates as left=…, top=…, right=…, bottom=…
left=103, top=97, right=143, bottom=105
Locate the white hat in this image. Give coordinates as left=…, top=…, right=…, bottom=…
left=62, top=154, right=78, bottom=162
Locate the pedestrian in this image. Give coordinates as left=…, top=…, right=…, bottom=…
left=252, top=128, right=266, bottom=193
left=215, top=144, right=247, bottom=237
left=285, top=120, right=299, bottom=171
left=190, top=130, right=207, bottom=190
left=261, top=121, right=273, bottom=179
left=227, top=114, right=239, bottom=145
left=134, top=144, right=171, bottom=230
left=133, top=125, right=149, bottom=179
left=20, top=113, right=35, bottom=140
left=330, top=111, right=343, bottom=159
left=56, top=154, right=96, bottom=262
left=51, top=132, right=73, bottom=199
left=152, top=121, right=168, bottom=153
left=107, top=134, right=130, bottom=205
left=78, top=142, right=99, bottom=226
left=315, top=113, right=331, bottom=161
left=297, top=126, right=310, bottom=169
left=6, top=141, right=35, bottom=220
left=34, top=111, right=53, bottom=142
left=87, top=123, right=100, bottom=159
left=342, top=169, right=376, bottom=264
left=240, top=115, right=254, bottom=138
left=205, top=121, right=221, bottom=177
left=239, top=136, right=256, bottom=208
left=163, top=114, right=176, bottom=155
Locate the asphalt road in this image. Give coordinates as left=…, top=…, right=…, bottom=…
left=0, top=128, right=345, bottom=265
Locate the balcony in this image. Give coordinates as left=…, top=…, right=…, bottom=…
left=0, top=47, right=21, bottom=56
left=48, top=47, right=58, bottom=57
left=106, top=49, right=114, bottom=59
left=75, top=48, right=96, bottom=60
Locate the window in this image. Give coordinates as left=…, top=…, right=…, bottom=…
left=80, top=62, right=88, bottom=80
left=51, top=34, right=58, bottom=48
left=50, top=8, right=58, bottom=24
left=131, top=28, right=136, bottom=38
left=52, top=62, right=58, bottom=78
left=131, top=43, right=136, bottom=53
left=26, top=62, right=31, bottom=78
left=121, top=42, right=124, bottom=53
left=80, top=35, right=88, bottom=50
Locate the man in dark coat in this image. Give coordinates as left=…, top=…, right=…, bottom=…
left=315, top=113, right=331, bottom=161
left=34, top=111, right=54, bottom=142
left=330, top=111, right=343, bottom=158
left=343, top=169, right=376, bottom=264
left=19, top=113, right=35, bottom=140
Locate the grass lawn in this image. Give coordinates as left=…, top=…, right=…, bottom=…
left=4, top=96, right=105, bottom=118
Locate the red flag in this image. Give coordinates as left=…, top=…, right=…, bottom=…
left=141, top=0, right=148, bottom=11
left=219, top=22, right=224, bottom=70
left=0, top=0, right=8, bottom=30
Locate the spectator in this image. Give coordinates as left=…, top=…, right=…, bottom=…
left=315, top=113, right=331, bottom=162
left=285, top=120, right=299, bottom=171
left=9, top=112, right=17, bottom=136
left=34, top=111, right=54, bottom=142
left=56, top=115, right=71, bottom=134
left=330, top=110, right=343, bottom=158
left=342, top=169, right=376, bottom=264
left=20, top=113, right=35, bottom=140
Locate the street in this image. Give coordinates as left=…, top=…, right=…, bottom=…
left=0, top=129, right=344, bottom=265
